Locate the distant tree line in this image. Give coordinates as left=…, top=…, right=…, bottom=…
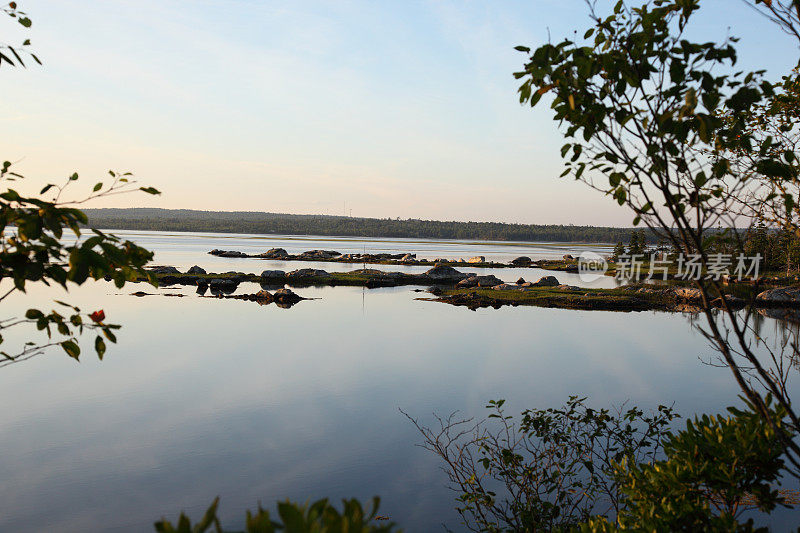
left=82, top=208, right=649, bottom=244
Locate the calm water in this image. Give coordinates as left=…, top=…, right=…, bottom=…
left=0, top=231, right=797, bottom=531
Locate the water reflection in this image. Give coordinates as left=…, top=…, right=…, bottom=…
left=0, top=235, right=798, bottom=531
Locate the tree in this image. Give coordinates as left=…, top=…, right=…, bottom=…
left=584, top=398, right=794, bottom=532
left=1, top=4, right=159, bottom=366
left=612, top=241, right=627, bottom=260
left=405, top=397, right=677, bottom=532
left=514, top=0, right=800, bottom=477
left=154, top=497, right=399, bottom=533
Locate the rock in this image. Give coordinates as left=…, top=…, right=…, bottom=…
left=468, top=256, right=485, bottom=263
left=511, top=256, right=532, bottom=266
left=492, top=283, right=523, bottom=291
left=220, top=250, right=248, bottom=258
left=187, top=265, right=206, bottom=275
left=149, top=266, right=181, bottom=274
left=254, top=290, right=273, bottom=301
left=563, top=254, right=575, bottom=260
left=222, top=271, right=249, bottom=282
left=516, top=277, right=526, bottom=285
left=401, top=253, right=416, bottom=262
left=675, top=287, right=703, bottom=300
left=260, top=270, right=286, bottom=279
left=532, top=275, right=559, bottom=287
left=298, top=250, right=340, bottom=260
left=756, top=287, right=800, bottom=305
left=474, top=274, right=502, bottom=287
left=176, top=275, right=199, bottom=285
left=457, top=277, right=478, bottom=288
left=423, top=265, right=468, bottom=282
left=556, top=284, right=580, bottom=290
left=286, top=268, right=329, bottom=279
left=196, top=279, right=209, bottom=288
left=260, top=248, right=289, bottom=259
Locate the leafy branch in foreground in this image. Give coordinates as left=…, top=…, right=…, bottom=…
left=0, top=163, right=160, bottom=364
left=514, top=0, right=800, bottom=478
left=410, top=397, right=798, bottom=532
left=1, top=3, right=160, bottom=366
left=0, top=1, right=38, bottom=67
left=154, top=496, right=400, bottom=533
left=585, top=397, right=795, bottom=532
left=404, top=397, right=677, bottom=532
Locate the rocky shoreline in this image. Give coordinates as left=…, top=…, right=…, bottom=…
left=123, top=263, right=800, bottom=317
left=208, top=247, right=580, bottom=271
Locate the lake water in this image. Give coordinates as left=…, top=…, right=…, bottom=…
left=1, top=231, right=797, bottom=531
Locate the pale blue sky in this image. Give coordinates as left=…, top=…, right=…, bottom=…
left=4, top=1, right=797, bottom=225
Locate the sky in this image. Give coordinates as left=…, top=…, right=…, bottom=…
left=3, top=0, right=799, bottom=226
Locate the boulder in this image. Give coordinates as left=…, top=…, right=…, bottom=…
left=756, top=287, right=800, bottom=305
left=423, top=265, right=468, bottom=282
left=149, top=265, right=181, bottom=274
left=468, top=256, right=485, bottom=263
left=260, top=270, right=286, bottom=279
left=516, top=277, right=526, bottom=285
left=187, top=265, right=207, bottom=275
left=532, top=275, right=559, bottom=287
left=511, top=256, right=532, bottom=266
left=474, top=274, right=502, bottom=287
left=220, top=250, right=248, bottom=258
left=401, top=253, right=416, bottom=262
left=254, top=289, right=273, bottom=301
left=260, top=248, right=289, bottom=259
left=196, top=279, right=209, bottom=288
left=298, top=250, right=340, bottom=260
left=286, top=268, right=330, bottom=279
left=457, top=277, right=478, bottom=288
left=563, top=254, right=575, bottom=260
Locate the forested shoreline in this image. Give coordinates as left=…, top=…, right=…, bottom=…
left=83, top=208, right=640, bottom=243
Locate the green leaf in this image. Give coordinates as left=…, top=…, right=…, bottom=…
left=95, top=336, right=106, bottom=360
left=93, top=182, right=103, bottom=192
left=61, top=340, right=80, bottom=361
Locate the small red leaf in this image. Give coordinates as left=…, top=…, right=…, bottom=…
left=89, top=310, right=105, bottom=323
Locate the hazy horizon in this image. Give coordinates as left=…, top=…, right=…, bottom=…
left=5, top=1, right=797, bottom=226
